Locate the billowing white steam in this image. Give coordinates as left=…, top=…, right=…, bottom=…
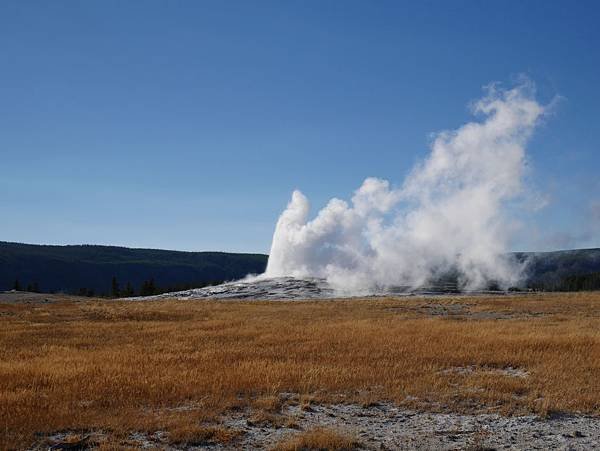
left=266, top=82, right=545, bottom=292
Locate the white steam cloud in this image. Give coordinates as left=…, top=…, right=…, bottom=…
left=265, top=82, right=546, bottom=293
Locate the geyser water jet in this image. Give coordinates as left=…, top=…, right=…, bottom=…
left=265, top=82, right=546, bottom=293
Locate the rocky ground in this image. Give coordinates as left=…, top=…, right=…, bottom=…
left=41, top=400, right=600, bottom=450
left=125, top=276, right=515, bottom=302
left=0, top=290, right=57, bottom=304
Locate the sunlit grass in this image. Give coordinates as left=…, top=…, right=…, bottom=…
left=1, top=292, right=599, bottom=448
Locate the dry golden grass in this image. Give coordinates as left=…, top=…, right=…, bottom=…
left=273, top=427, right=361, bottom=451
left=168, top=424, right=242, bottom=446
left=1, top=292, right=599, bottom=449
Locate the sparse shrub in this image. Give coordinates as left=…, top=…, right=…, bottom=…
left=169, top=425, right=241, bottom=446
left=248, top=411, right=288, bottom=428
left=300, top=395, right=317, bottom=412
left=254, top=394, right=284, bottom=413
left=273, top=427, right=361, bottom=451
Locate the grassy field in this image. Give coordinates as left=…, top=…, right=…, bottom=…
left=1, top=292, right=599, bottom=449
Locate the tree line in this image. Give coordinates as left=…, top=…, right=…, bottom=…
left=10, top=272, right=600, bottom=296
left=9, top=276, right=224, bottom=298
left=12, top=279, right=40, bottom=293
left=108, top=277, right=224, bottom=298
left=529, top=271, right=600, bottom=292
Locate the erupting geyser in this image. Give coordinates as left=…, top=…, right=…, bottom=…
left=266, top=82, right=547, bottom=293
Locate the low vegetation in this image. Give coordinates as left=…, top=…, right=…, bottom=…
left=273, top=427, right=361, bottom=451
left=168, top=424, right=242, bottom=447
left=1, top=292, right=599, bottom=448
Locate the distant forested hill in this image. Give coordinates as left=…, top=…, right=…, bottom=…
left=516, top=248, right=600, bottom=291
left=0, top=241, right=268, bottom=296
left=1, top=242, right=600, bottom=296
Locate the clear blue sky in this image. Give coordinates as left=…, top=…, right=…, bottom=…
left=1, top=1, right=599, bottom=253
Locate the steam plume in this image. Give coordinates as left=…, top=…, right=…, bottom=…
left=265, top=82, right=545, bottom=293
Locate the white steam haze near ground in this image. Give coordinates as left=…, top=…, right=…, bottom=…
left=265, top=82, right=546, bottom=294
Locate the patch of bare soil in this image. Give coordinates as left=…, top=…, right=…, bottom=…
left=384, top=300, right=549, bottom=320
left=34, top=401, right=600, bottom=450
left=0, top=290, right=57, bottom=304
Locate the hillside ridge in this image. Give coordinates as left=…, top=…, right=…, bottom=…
left=0, top=241, right=268, bottom=295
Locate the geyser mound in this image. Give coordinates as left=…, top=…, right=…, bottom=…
left=131, top=276, right=335, bottom=300
left=265, top=81, right=547, bottom=293
left=130, top=274, right=502, bottom=301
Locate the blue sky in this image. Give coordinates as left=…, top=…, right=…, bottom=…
left=1, top=1, right=599, bottom=253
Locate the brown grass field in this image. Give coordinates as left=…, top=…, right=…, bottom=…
left=1, top=292, right=599, bottom=449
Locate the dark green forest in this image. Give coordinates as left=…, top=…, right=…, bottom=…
left=2, top=242, right=600, bottom=296
left=0, top=241, right=267, bottom=297
left=516, top=248, right=600, bottom=291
